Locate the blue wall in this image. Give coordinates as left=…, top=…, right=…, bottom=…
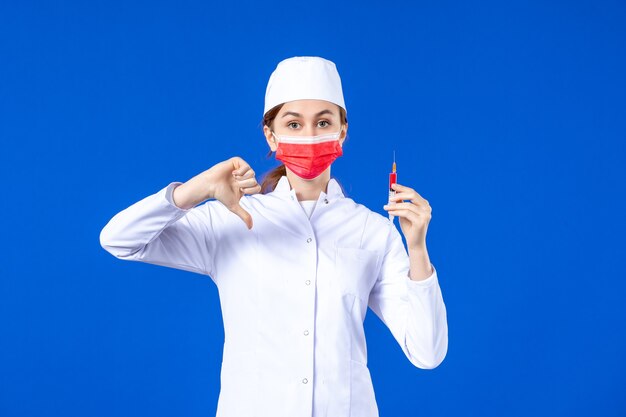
left=1, top=1, right=624, bottom=416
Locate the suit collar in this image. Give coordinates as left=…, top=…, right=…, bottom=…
left=272, top=175, right=344, bottom=203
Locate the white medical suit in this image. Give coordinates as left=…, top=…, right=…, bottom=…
left=100, top=175, right=448, bottom=417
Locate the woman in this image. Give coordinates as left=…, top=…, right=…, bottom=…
left=100, top=56, right=448, bottom=417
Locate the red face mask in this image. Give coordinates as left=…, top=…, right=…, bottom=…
left=271, top=128, right=344, bottom=180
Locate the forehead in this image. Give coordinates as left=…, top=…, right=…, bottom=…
left=280, top=99, right=339, bottom=115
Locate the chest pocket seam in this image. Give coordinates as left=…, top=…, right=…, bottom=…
left=334, top=247, right=380, bottom=303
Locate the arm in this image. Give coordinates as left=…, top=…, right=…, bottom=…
left=408, top=246, right=434, bottom=281
left=367, top=223, right=448, bottom=369
left=99, top=181, right=218, bottom=280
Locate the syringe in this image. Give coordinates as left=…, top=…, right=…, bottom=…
left=388, top=151, right=397, bottom=222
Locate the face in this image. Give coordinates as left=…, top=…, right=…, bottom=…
left=263, top=99, right=348, bottom=152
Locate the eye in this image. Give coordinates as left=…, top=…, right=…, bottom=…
left=288, top=122, right=300, bottom=129
left=318, top=120, right=330, bottom=127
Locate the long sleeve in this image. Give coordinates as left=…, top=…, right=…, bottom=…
left=367, top=223, right=448, bottom=369
left=99, top=181, right=218, bottom=281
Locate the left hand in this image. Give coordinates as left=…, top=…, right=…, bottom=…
left=383, top=182, right=432, bottom=250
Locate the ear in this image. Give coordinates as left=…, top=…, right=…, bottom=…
left=263, top=125, right=278, bottom=152
left=339, top=123, right=348, bottom=147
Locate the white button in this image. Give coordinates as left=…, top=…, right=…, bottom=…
left=324, top=198, right=329, bottom=204
left=304, top=330, right=309, bottom=336
left=305, top=280, right=311, bottom=285
left=302, top=378, right=308, bottom=384
left=306, top=238, right=312, bottom=243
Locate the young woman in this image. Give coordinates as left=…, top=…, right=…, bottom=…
left=100, top=56, right=448, bottom=417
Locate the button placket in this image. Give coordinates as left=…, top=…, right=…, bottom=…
left=293, top=212, right=315, bottom=394
left=301, top=235, right=315, bottom=393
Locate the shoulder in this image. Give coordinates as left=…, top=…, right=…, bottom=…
left=341, top=197, right=394, bottom=251
left=345, top=197, right=390, bottom=229
left=238, top=191, right=282, bottom=210
left=199, top=193, right=272, bottom=215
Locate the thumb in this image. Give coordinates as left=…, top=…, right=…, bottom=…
left=230, top=203, right=253, bottom=230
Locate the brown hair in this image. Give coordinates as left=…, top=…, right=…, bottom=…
left=258, top=103, right=349, bottom=194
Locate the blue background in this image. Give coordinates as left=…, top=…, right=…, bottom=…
left=1, top=1, right=625, bottom=416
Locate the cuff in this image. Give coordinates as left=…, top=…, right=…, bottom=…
left=164, top=181, right=190, bottom=211
left=406, top=263, right=438, bottom=287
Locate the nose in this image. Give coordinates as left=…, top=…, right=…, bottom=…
left=303, top=124, right=316, bottom=136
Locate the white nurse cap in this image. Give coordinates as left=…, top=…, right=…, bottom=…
left=263, top=56, right=347, bottom=117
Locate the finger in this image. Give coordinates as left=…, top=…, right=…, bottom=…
left=387, top=197, right=430, bottom=212
left=385, top=203, right=432, bottom=223
left=392, top=183, right=422, bottom=197
left=385, top=207, right=421, bottom=224
left=391, top=202, right=431, bottom=215
left=391, top=183, right=428, bottom=204
left=388, top=191, right=417, bottom=202
left=233, top=168, right=256, bottom=180
left=384, top=202, right=422, bottom=215
left=230, top=203, right=253, bottom=230
left=236, top=177, right=259, bottom=189
left=391, top=182, right=412, bottom=191
left=232, top=160, right=251, bottom=176
left=241, top=184, right=262, bottom=195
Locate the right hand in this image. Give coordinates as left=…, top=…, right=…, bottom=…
left=172, top=156, right=262, bottom=229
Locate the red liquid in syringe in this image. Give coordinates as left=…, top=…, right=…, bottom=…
left=389, top=162, right=397, bottom=191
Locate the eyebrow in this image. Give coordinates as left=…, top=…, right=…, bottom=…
left=281, top=109, right=335, bottom=118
